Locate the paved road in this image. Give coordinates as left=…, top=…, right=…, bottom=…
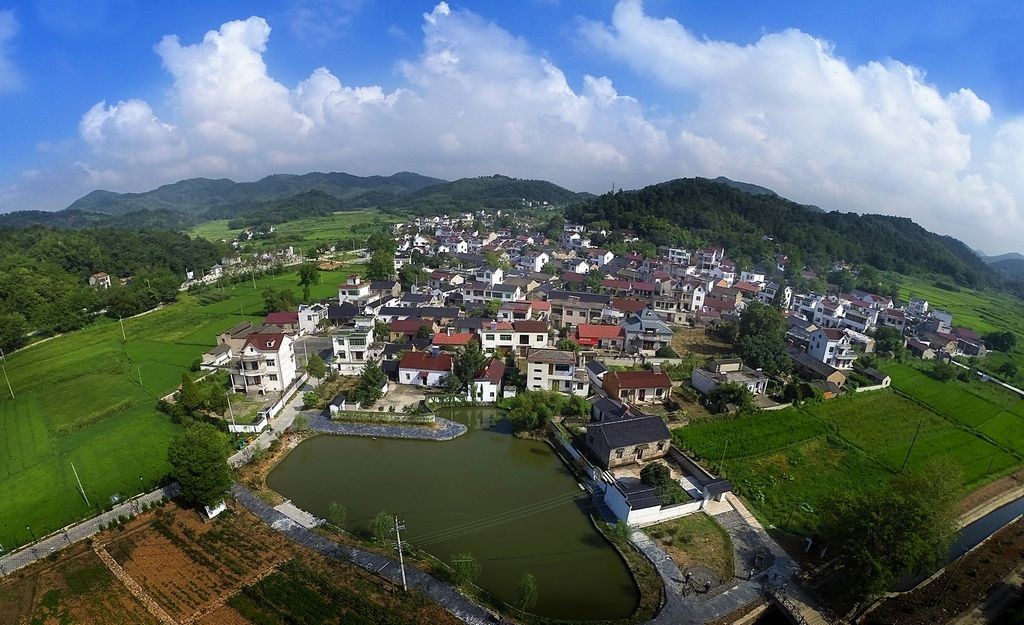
left=230, top=483, right=495, bottom=625
left=229, top=382, right=314, bottom=467
left=0, top=483, right=181, bottom=578
left=634, top=497, right=804, bottom=625
left=308, top=411, right=467, bottom=441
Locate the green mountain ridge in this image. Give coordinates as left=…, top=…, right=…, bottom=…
left=566, top=176, right=995, bottom=289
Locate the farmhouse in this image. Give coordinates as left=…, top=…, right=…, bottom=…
left=807, top=328, right=856, bottom=370
left=398, top=348, right=453, bottom=386
left=790, top=352, right=847, bottom=387
left=574, top=324, right=626, bottom=350
left=89, top=271, right=112, bottom=289
left=469, top=358, right=505, bottom=402
left=228, top=333, right=297, bottom=394
left=524, top=348, right=589, bottom=396
left=603, top=369, right=672, bottom=404
left=263, top=311, right=300, bottom=334
left=621, top=308, right=674, bottom=354
left=691, top=359, right=769, bottom=396
left=585, top=414, right=672, bottom=469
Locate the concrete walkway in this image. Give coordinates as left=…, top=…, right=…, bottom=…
left=229, top=382, right=313, bottom=467
left=230, top=483, right=494, bottom=625
left=633, top=493, right=821, bottom=625
left=308, top=411, right=467, bottom=441
left=0, top=483, right=180, bottom=578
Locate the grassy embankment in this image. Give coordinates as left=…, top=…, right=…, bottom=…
left=0, top=266, right=360, bottom=549
left=673, top=371, right=1024, bottom=535
left=188, top=210, right=404, bottom=251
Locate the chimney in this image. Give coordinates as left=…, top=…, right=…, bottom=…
left=490, top=321, right=497, bottom=331
left=652, top=362, right=661, bottom=374
left=431, top=345, right=441, bottom=358
left=446, top=327, right=453, bottom=336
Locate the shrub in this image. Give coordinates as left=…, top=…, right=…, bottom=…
left=655, top=346, right=679, bottom=358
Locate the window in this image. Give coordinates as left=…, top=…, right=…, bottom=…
left=268, top=374, right=278, bottom=381
left=656, top=442, right=665, bottom=451
left=536, top=335, right=544, bottom=342
left=499, top=334, right=512, bottom=341
left=266, top=359, right=275, bottom=367
left=485, top=334, right=495, bottom=341
left=615, top=449, right=624, bottom=459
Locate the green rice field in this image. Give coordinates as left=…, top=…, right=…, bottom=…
left=189, top=210, right=404, bottom=251
left=0, top=266, right=359, bottom=548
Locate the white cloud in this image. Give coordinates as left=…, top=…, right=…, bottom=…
left=4, top=1, right=1024, bottom=253
left=0, top=10, right=22, bottom=92
left=580, top=0, right=1022, bottom=252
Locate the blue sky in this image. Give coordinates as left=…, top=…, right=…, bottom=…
left=1, top=1, right=1023, bottom=253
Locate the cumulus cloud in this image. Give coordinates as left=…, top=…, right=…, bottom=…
left=580, top=0, right=1022, bottom=251
left=0, top=10, right=21, bottom=92
left=4, top=1, right=1024, bottom=253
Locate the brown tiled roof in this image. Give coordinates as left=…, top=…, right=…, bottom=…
left=607, top=370, right=671, bottom=389
left=399, top=350, right=453, bottom=372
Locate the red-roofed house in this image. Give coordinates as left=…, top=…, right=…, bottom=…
left=611, top=298, right=647, bottom=315
left=469, top=358, right=505, bottom=402
left=575, top=324, right=626, bottom=349
left=399, top=348, right=453, bottom=386
left=389, top=318, right=438, bottom=341
left=263, top=311, right=300, bottom=333
left=432, top=329, right=476, bottom=348
left=603, top=369, right=672, bottom=404
left=229, top=332, right=297, bottom=394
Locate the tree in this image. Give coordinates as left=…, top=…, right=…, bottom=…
left=540, top=262, right=559, bottom=276
left=983, top=330, right=1017, bottom=352
left=365, top=249, right=395, bottom=281
left=305, top=353, right=327, bottom=380
left=827, top=269, right=856, bottom=293
left=873, top=326, right=905, bottom=356
left=366, top=231, right=396, bottom=254
left=441, top=373, right=462, bottom=395
left=178, top=372, right=205, bottom=414
left=297, top=262, right=318, bottom=301
left=450, top=552, right=481, bottom=586
left=350, top=358, right=387, bottom=406
left=584, top=271, right=603, bottom=292
left=167, top=423, right=232, bottom=507
left=517, top=573, right=539, bottom=611
left=706, top=381, right=755, bottom=413
left=454, top=340, right=487, bottom=389
left=483, top=250, right=510, bottom=271
left=415, top=324, right=432, bottom=340
left=0, top=311, right=27, bottom=351
left=819, top=463, right=960, bottom=604
left=327, top=501, right=347, bottom=528
left=398, top=264, right=429, bottom=290
left=932, top=359, right=959, bottom=381
left=262, top=287, right=297, bottom=313
left=556, top=338, right=580, bottom=356
left=640, top=463, right=688, bottom=505
left=370, top=510, right=392, bottom=543
left=736, top=302, right=789, bottom=374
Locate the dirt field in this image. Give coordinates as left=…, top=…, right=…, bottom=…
left=647, top=513, right=735, bottom=582
left=671, top=326, right=733, bottom=358
left=0, top=542, right=160, bottom=625
left=957, top=467, right=1024, bottom=516
left=0, top=498, right=461, bottom=625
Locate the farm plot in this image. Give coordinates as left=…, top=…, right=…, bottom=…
left=107, top=507, right=292, bottom=622
left=978, top=412, right=1024, bottom=456
left=721, top=437, right=891, bottom=535
left=672, top=408, right=826, bottom=464
left=804, top=391, right=1016, bottom=486
left=885, top=362, right=1004, bottom=427
left=0, top=541, right=159, bottom=625
left=0, top=263, right=362, bottom=547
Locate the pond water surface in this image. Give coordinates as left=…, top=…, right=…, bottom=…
left=266, top=407, right=641, bottom=620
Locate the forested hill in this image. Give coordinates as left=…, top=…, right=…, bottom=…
left=566, top=177, right=994, bottom=289
left=66, top=171, right=445, bottom=216
left=378, top=174, right=592, bottom=215
left=0, top=227, right=223, bottom=347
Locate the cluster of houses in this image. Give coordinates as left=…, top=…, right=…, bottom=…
left=193, top=212, right=995, bottom=525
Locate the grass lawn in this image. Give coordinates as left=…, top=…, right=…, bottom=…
left=889, top=272, right=1024, bottom=386
left=885, top=362, right=1006, bottom=428
left=188, top=210, right=404, bottom=252
left=0, top=265, right=360, bottom=548
left=803, top=391, right=1016, bottom=486
left=673, top=383, right=1024, bottom=535
left=646, top=513, right=734, bottom=581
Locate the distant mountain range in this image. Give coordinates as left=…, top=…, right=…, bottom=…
left=0, top=172, right=590, bottom=230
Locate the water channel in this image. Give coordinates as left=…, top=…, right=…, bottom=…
left=891, top=494, right=1024, bottom=592
left=266, top=407, right=641, bottom=620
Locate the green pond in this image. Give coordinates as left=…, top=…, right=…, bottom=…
left=266, top=407, right=641, bottom=620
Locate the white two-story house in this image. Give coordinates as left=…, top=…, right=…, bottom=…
left=229, top=333, right=297, bottom=394
left=331, top=316, right=381, bottom=374
left=808, top=328, right=856, bottom=370
left=525, top=348, right=589, bottom=396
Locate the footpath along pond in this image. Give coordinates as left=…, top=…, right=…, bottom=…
left=266, top=407, right=641, bottom=620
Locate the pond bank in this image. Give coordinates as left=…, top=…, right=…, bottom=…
left=307, top=411, right=467, bottom=440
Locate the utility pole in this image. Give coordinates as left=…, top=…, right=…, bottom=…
left=392, top=516, right=408, bottom=592
left=137, top=365, right=143, bottom=391
left=2, top=364, right=13, bottom=399
left=900, top=418, right=924, bottom=473
left=719, top=437, right=731, bottom=471
left=71, top=462, right=90, bottom=507
left=251, top=267, right=257, bottom=290
left=119, top=317, right=127, bottom=341
left=226, top=391, right=237, bottom=430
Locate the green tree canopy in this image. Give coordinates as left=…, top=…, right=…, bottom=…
left=736, top=302, right=790, bottom=375
left=365, top=249, right=395, bottom=281
left=167, top=423, right=233, bottom=508
left=454, top=340, right=487, bottom=391
left=819, top=463, right=960, bottom=605
left=349, top=358, right=387, bottom=407
left=304, top=353, right=327, bottom=380
left=872, top=326, right=906, bottom=356
left=297, top=262, right=319, bottom=301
